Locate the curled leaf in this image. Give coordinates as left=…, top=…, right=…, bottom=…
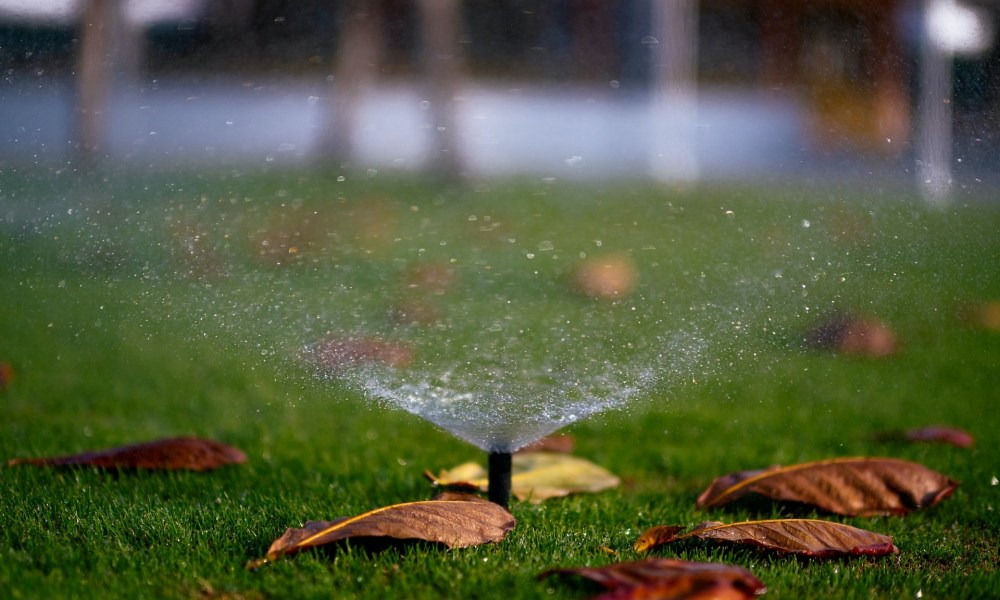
left=540, top=558, right=766, bottom=600
left=635, top=519, right=899, bottom=558
left=6, top=436, right=247, bottom=471
left=905, top=426, right=975, bottom=448
left=427, top=452, right=619, bottom=503
left=696, top=457, right=958, bottom=516
left=875, top=426, right=975, bottom=448
left=906, top=427, right=976, bottom=448
left=247, top=492, right=514, bottom=570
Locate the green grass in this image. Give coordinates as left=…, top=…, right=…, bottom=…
left=2, top=168, right=999, bottom=599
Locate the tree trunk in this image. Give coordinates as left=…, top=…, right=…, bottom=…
left=649, top=0, right=699, bottom=184
left=315, top=0, right=382, bottom=165
left=417, top=0, right=464, bottom=178
left=76, top=0, right=123, bottom=165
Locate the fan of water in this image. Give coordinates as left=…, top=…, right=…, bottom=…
left=342, top=342, right=662, bottom=453
left=311, top=297, right=706, bottom=454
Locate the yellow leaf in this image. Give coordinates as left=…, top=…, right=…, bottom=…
left=430, top=452, right=620, bottom=503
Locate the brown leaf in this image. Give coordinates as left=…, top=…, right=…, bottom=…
left=905, top=426, right=975, bottom=448
left=572, top=253, right=638, bottom=301
left=635, top=519, right=899, bottom=559
left=403, top=261, right=456, bottom=294
left=696, top=457, right=958, bottom=516
left=875, top=426, right=976, bottom=448
left=540, top=558, right=766, bottom=600
left=518, top=434, right=575, bottom=454
left=309, top=336, right=412, bottom=370
left=0, top=361, right=13, bottom=391
left=957, top=301, right=1000, bottom=331
left=804, top=313, right=898, bottom=357
left=6, top=436, right=247, bottom=471
left=388, top=298, right=441, bottom=326
left=428, top=452, right=619, bottom=503
left=247, top=492, right=514, bottom=570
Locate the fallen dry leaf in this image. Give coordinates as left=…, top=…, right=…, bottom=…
left=540, top=558, right=766, bottom=600
left=876, top=426, right=975, bottom=448
left=696, top=457, right=958, bottom=516
left=427, top=452, right=620, bottom=503
left=803, top=313, right=898, bottom=357
left=0, top=362, right=13, bottom=391
left=388, top=298, right=441, bottom=326
left=403, top=262, right=456, bottom=294
left=572, top=253, right=638, bottom=301
left=957, top=301, right=1000, bottom=331
left=309, top=336, right=412, bottom=370
left=519, top=434, right=575, bottom=454
left=6, top=436, right=247, bottom=471
left=635, top=519, right=898, bottom=559
left=247, top=492, right=514, bottom=569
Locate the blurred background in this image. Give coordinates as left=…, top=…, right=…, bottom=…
left=0, top=0, right=997, bottom=200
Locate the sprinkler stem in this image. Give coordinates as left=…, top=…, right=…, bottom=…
left=487, top=451, right=513, bottom=508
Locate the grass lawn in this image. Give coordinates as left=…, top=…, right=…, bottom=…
left=2, top=168, right=999, bottom=599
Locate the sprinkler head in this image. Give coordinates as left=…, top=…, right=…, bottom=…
left=488, top=451, right=513, bottom=508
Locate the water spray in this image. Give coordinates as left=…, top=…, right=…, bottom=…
left=488, top=451, right=513, bottom=508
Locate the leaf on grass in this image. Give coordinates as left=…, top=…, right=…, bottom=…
left=6, top=436, right=247, bottom=471
left=540, top=558, right=766, bottom=600
left=247, top=492, right=514, bottom=570
left=874, top=426, right=975, bottom=448
left=308, top=336, right=412, bottom=370
left=903, top=426, right=975, bottom=448
left=519, top=434, right=575, bottom=454
left=427, top=452, right=620, bottom=503
left=957, top=301, right=1000, bottom=332
left=0, top=361, right=13, bottom=391
left=696, top=457, right=958, bottom=516
left=635, top=519, right=899, bottom=558
left=803, top=313, right=898, bottom=357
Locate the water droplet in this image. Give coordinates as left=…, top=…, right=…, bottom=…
left=641, top=35, right=659, bottom=44
left=538, top=240, right=554, bottom=251
left=802, top=219, right=811, bottom=228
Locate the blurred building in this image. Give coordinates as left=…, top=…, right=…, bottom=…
left=0, top=0, right=996, bottom=179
